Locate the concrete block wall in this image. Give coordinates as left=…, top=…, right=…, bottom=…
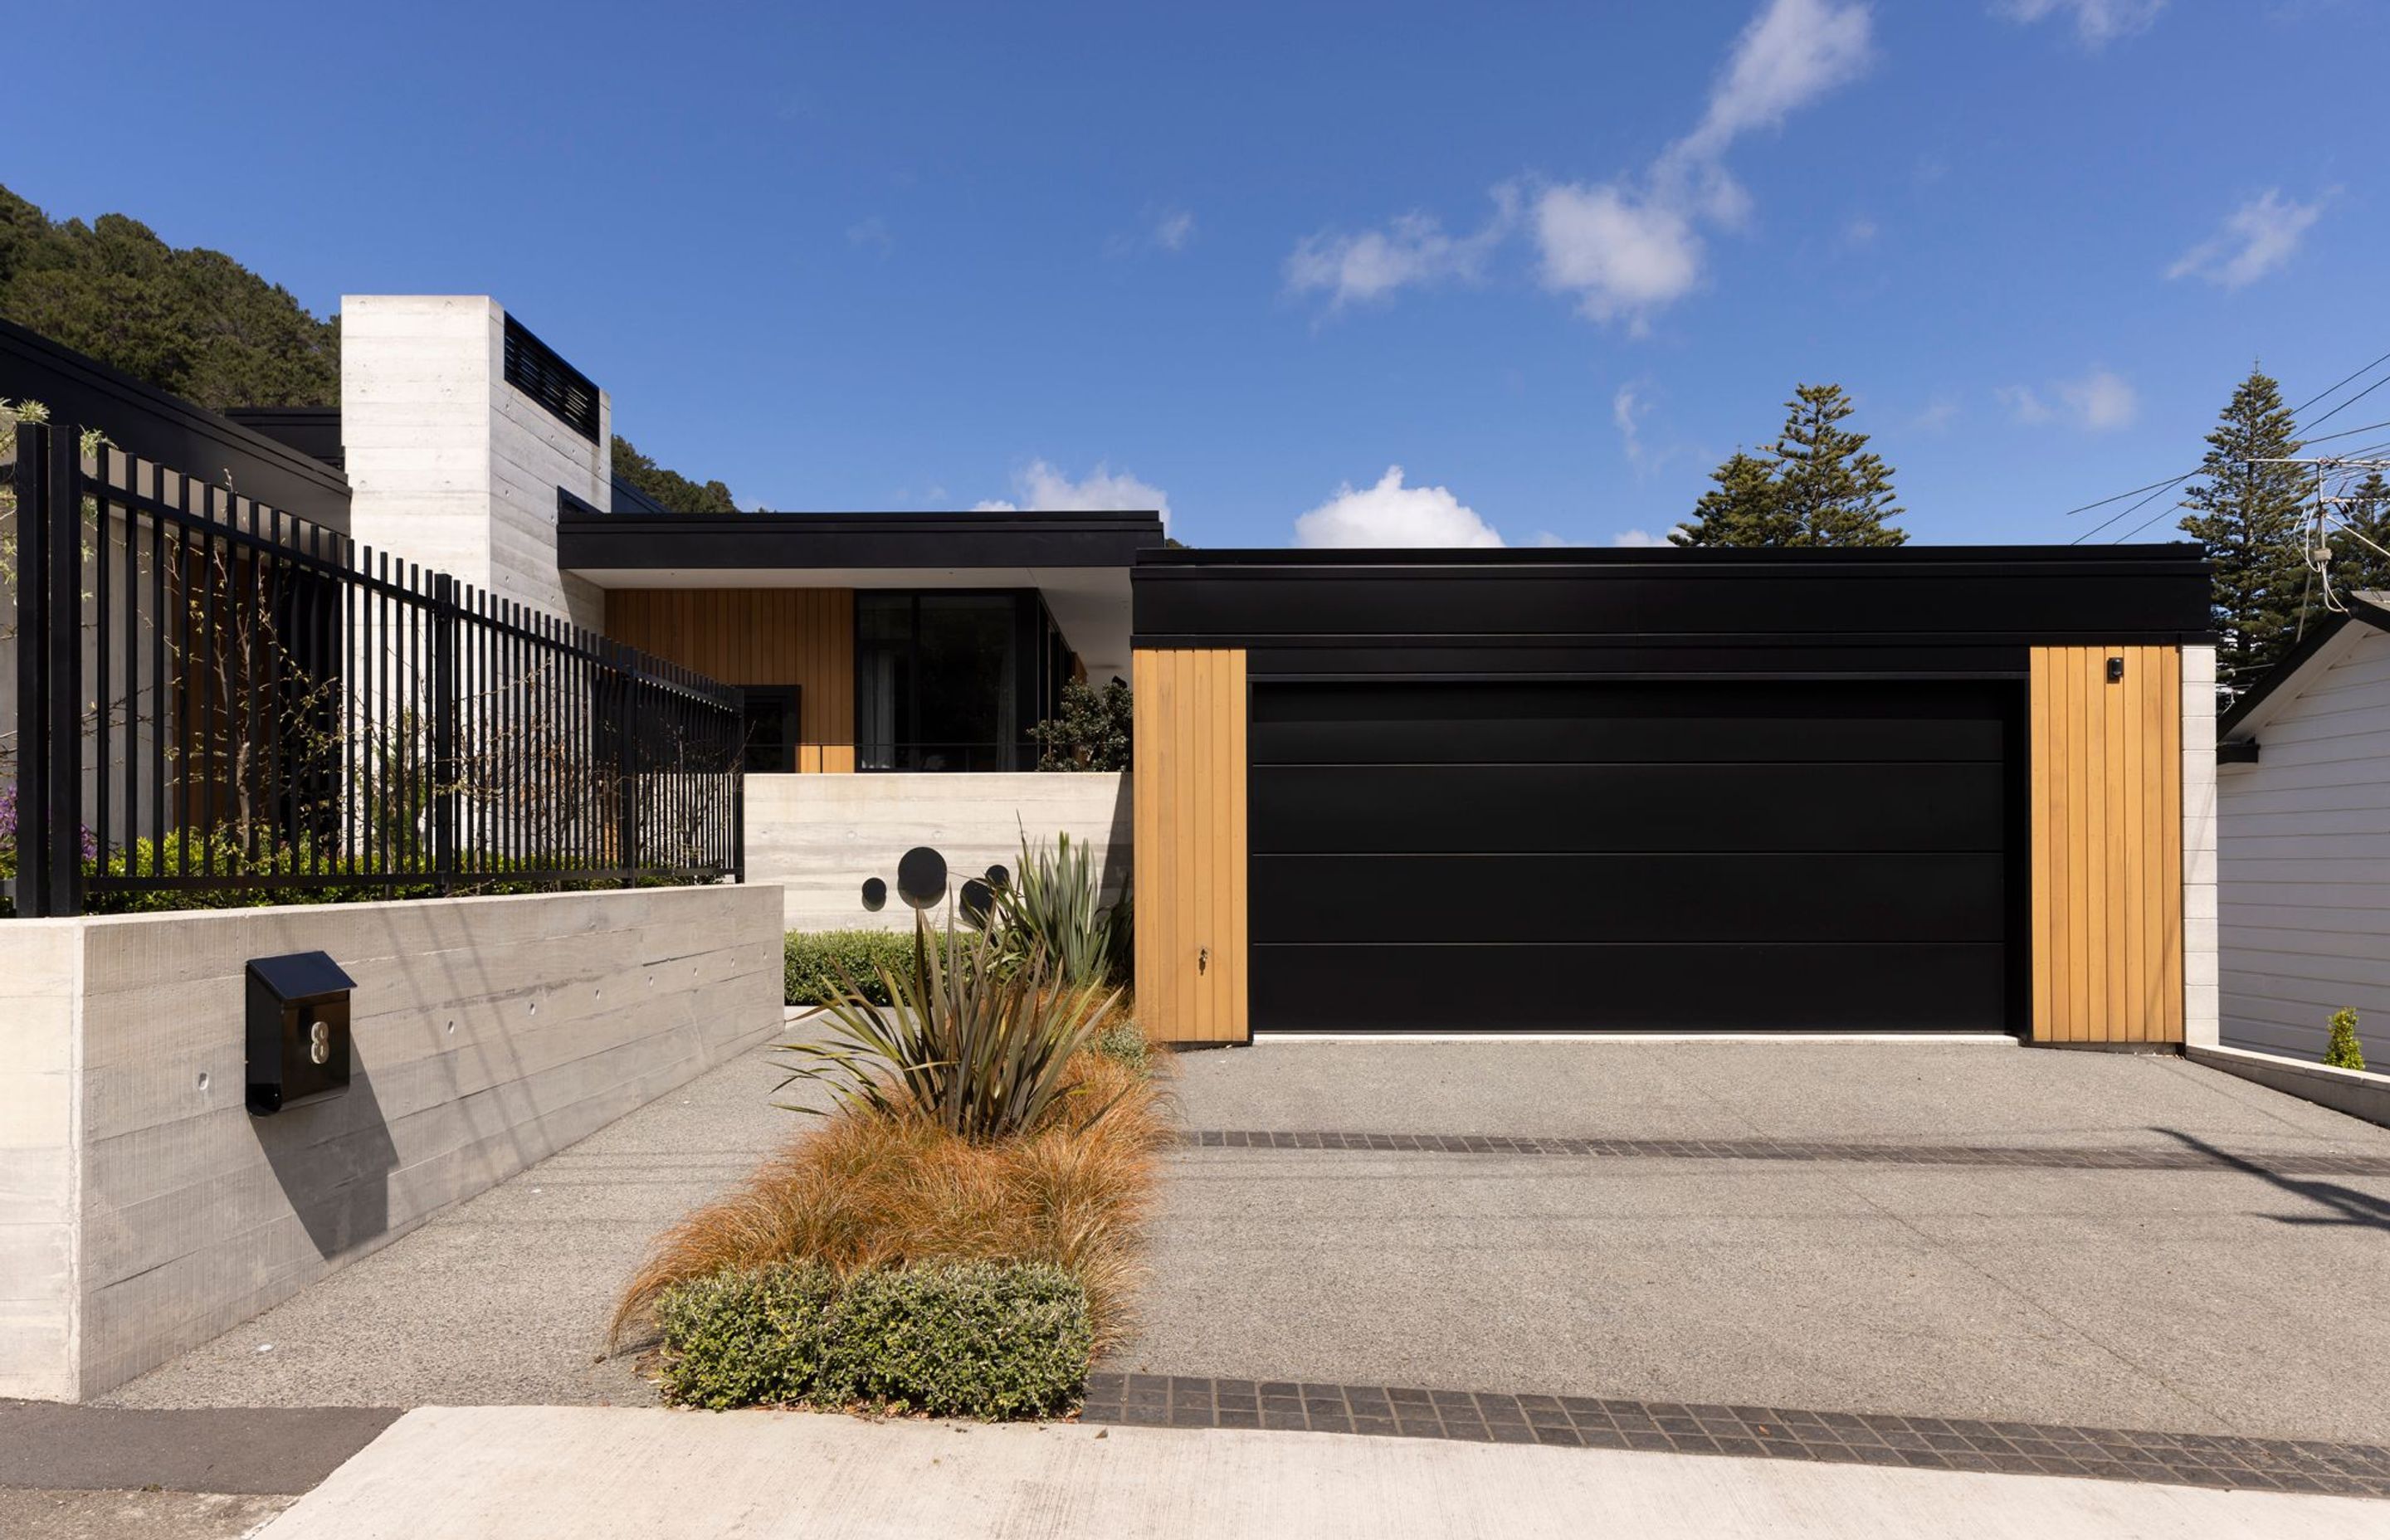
left=341, top=295, right=609, bottom=630
left=751, top=772, right=1130, bottom=933
left=0, top=882, right=783, bottom=1401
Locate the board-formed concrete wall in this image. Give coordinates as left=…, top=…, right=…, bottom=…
left=750, top=772, right=1130, bottom=933
left=0, top=882, right=783, bottom=1401
left=341, top=295, right=608, bottom=630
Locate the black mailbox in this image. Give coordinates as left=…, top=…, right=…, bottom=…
left=246, top=951, right=357, bottom=1116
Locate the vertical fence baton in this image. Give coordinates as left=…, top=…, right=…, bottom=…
left=12, top=423, right=52, bottom=914
left=730, top=685, right=747, bottom=885
left=617, top=645, right=638, bottom=887
left=36, top=425, right=84, bottom=915
left=430, top=573, right=459, bottom=892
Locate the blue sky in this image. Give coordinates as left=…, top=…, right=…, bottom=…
left=6, top=1, right=2382, bottom=548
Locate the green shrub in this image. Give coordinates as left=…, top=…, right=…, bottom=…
left=652, top=1264, right=838, bottom=1411
left=821, top=1263, right=1090, bottom=1419
left=1094, top=1018, right=1149, bottom=1076
left=784, top=929, right=917, bottom=1006
left=1026, top=678, right=1131, bottom=772
left=651, top=1261, right=1090, bottom=1419
left=2324, top=1008, right=2367, bottom=1072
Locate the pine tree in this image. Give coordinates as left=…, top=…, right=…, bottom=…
left=2329, top=470, right=2390, bottom=601
left=1670, top=384, right=1905, bottom=548
left=1672, top=450, right=1786, bottom=547
left=1773, top=383, right=1905, bottom=546
left=2178, top=368, right=2311, bottom=703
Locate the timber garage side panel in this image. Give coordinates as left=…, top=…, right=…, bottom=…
left=1133, top=649, right=1249, bottom=1044
left=1247, top=679, right=2021, bottom=1033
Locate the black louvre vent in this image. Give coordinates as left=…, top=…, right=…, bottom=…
left=501, top=314, right=600, bottom=443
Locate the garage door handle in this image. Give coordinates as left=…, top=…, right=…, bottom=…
left=1198, top=947, right=1209, bottom=975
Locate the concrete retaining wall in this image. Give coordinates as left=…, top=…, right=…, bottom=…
left=750, top=772, right=1130, bottom=933
left=2187, top=1043, right=2390, bottom=1133
left=0, top=882, right=783, bottom=1401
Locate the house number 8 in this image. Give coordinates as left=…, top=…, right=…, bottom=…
left=308, top=1021, right=330, bottom=1066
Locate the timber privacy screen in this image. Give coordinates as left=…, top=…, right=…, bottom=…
left=4, top=423, right=745, bottom=917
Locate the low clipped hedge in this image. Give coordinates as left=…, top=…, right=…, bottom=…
left=783, top=929, right=917, bottom=1006
left=653, top=1260, right=1091, bottom=1419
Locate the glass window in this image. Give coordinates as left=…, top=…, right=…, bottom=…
left=854, top=592, right=1030, bottom=772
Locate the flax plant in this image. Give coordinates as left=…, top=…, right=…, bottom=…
left=992, top=829, right=1119, bottom=985
left=776, top=904, right=1124, bottom=1142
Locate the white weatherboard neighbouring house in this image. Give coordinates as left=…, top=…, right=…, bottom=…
left=2216, top=592, right=2390, bottom=1063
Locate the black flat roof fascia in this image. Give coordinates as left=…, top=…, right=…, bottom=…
left=558, top=505, right=1167, bottom=571
left=1132, top=542, right=2208, bottom=570
left=1131, top=543, right=2215, bottom=660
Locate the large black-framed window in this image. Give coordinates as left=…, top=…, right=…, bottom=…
left=855, top=590, right=1071, bottom=772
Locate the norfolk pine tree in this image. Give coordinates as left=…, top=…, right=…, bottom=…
left=2329, top=470, right=2390, bottom=599
left=1671, top=384, right=1905, bottom=548
left=2178, top=368, right=2311, bottom=704
left=1673, top=450, right=1788, bottom=546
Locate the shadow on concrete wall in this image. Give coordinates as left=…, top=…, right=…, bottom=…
left=254, top=1057, right=399, bottom=1259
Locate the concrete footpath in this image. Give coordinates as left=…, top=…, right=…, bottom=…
left=257, top=1406, right=2383, bottom=1539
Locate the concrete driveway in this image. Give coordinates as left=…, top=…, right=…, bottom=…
left=1113, top=1040, right=2390, bottom=1445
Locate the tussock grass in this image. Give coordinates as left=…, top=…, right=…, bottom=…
left=612, top=1046, right=1169, bottom=1356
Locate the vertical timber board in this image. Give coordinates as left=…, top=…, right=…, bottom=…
left=1132, top=648, right=1249, bottom=1045
left=604, top=588, right=856, bottom=770
left=2027, top=645, right=2185, bottom=1044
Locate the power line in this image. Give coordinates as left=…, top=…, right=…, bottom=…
left=2305, top=415, right=2390, bottom=446
left=2053, top=348, right=2390, bottom=539
left=2070, top=471, right=2197, bottom=544
left=2289, top=347, right=2390, bottom=418
left=2059, top=469, right=2205, bottom=519
left=2300, top=369, right=2390, bottom=434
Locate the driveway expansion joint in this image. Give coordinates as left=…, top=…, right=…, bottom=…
left=1080, top=1375, right=2390, bottom=1498
left=1177, top=1129, right=2390, bottom=1175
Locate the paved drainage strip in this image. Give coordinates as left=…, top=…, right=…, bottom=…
left=1178, top=1129, right=2390, bottom=1176
left=1079, top=1374, right=2390, bottom=1497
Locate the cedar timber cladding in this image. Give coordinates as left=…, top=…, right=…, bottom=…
left=604, top=588, right=857, bottom=771
left=1133, top=648, right=1249, bottom=1044
left=2029, top=645, right=2184, bottom=1044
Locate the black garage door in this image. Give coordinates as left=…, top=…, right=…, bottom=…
left=1249, top=679, right=2019, bottom=1033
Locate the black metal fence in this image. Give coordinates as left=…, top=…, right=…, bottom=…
left=4, top=422, right=745, bottom=917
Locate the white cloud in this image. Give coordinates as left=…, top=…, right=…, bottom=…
left=1534, top=185, right=1705, bottom=327
left=1110, top=207, right=1197, bottom=259
left=846, top=216, right=892, bottom=252
left=1842, top=216, right=1880, bottom=248
left=1910, top=395, right=1960, bottom=432
left=1612, top=385, right=1651, bottom=467
left=2058, top=368, right=2139, bottom=431
left=1539, top=0, right=1872, bottom=328
left=1998, top=0, right=2167, bottom=48
left=1675, top=0, right=1877, bottom=162
left=1291, top=466, right=1504, bottom=548
left=1290, top=0, right=1873, bottom=329
left=976, top=460, right=1172, bottom=530
left=1531, top=530, right=1573, bottom=548
left=2001, top=368, right=2138, bottom=431
left=1285, top=191, right=1518, bottom=309
left=2167, top=190, right=2328, bottom=289
left=1997, top=385, right=2052, bottom=425
left=1612, top=529, right=1675, bottom=548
